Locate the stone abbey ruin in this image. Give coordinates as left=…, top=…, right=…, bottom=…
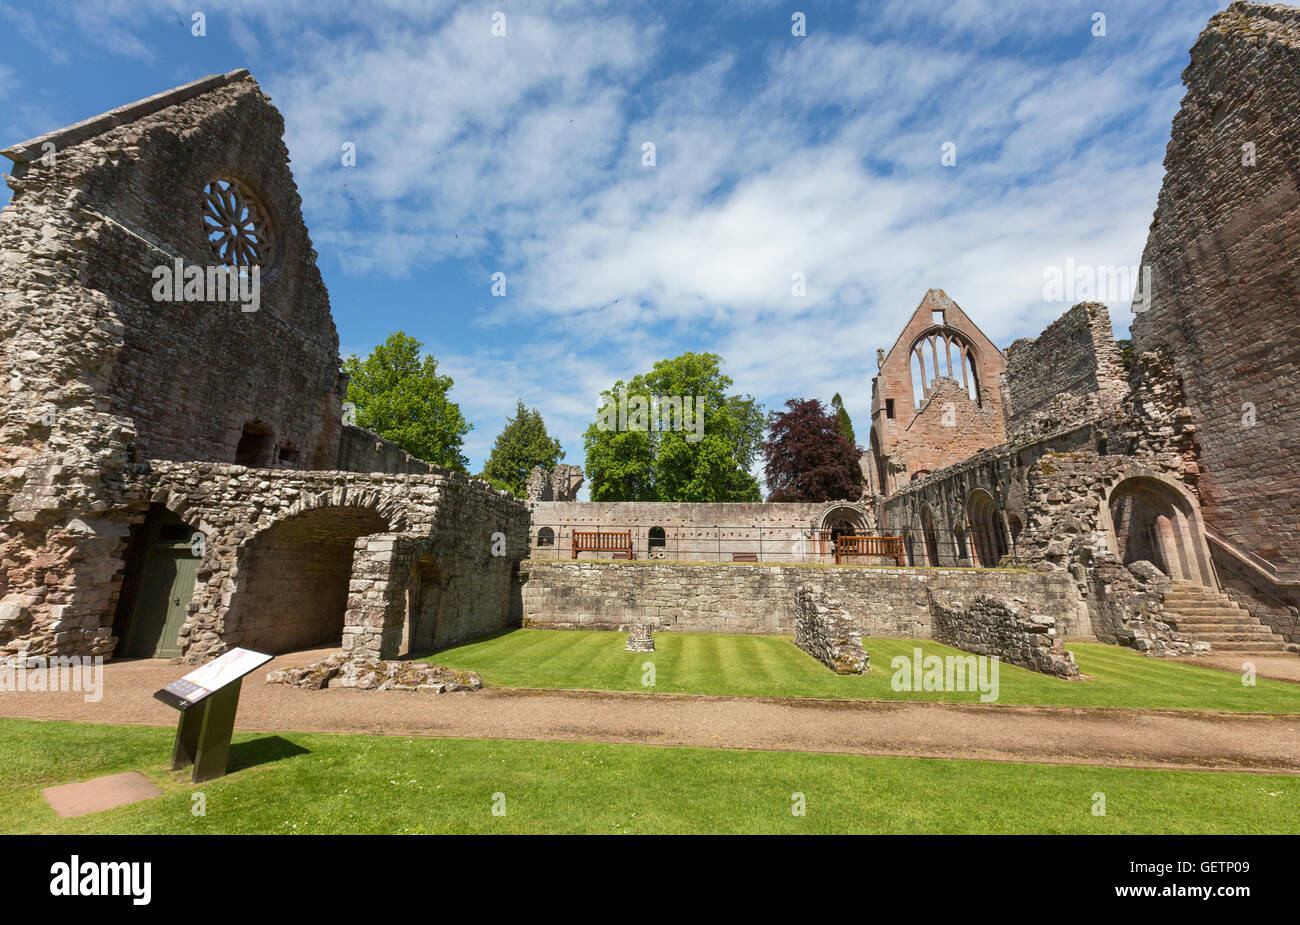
left=1, top=2, right=1297, bottom=673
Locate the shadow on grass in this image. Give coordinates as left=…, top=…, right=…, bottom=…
left=227, top=735, right=310, bottom=773
left=409, top=627, right=522, bottom=662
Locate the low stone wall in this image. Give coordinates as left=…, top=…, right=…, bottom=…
left=794, top=584, right=869, bottom=674
left=929, top=593, right=1080, bottom=678
left=520, top=560, right=1083, bottom=637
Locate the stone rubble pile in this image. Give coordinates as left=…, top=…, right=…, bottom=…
left=624, top=624, right=655, bottom=652
left=266, top=652, right=482, bottom=693
left=794, top=583, right=870, bottom=675
left=929, top=593, right=1081, bottom=678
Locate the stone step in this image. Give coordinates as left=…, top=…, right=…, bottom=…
left=1163, top=608, right=1259, bottom=622
left=1193, top=630, right=1280, bottom=643
left=1165, top=604, right=1246, bottom=616
left=1170, top=589, right=1237, bottom=602
left=1203, top=640, right=1290, bottom=652
left=1164, top=589, right=1242, bottom=602
left=1168, top=620, right=1270, bottom=633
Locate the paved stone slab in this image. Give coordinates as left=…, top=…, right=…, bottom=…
left=42, top=770, right=164, bottom=818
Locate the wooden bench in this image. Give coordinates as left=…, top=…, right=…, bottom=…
left=572, top=530, right=634, bottom=560
left=731, top=552, right=758, bottom=562
left=835, top=535, right=905, bottom=566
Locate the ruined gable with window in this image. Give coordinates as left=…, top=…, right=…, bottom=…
left=865, top=289, right=1007, bottom=496
left=0, top=71, right=527, bottom=661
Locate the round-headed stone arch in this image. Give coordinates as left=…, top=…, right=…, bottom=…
left=817, top=502, right=871, bottom=557
left=224, top=504, right=393, bottom=655
left=966, top=488, right=1009, bottom=567
left=1101, top=471, right=1215, bottom=586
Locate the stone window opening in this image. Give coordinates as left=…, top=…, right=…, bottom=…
left=203, top=175, right=276, bottom=270
left=277, top=442, right=300, bottom=467
left=235, top=420, right=275, bottom=467
left=885, top=398, right=895, bottom=420
left=536, top=527, right=555, bottom=547
left=648, top=526, right=666, bottom=555
left=910, top=329, right=981, bottom=408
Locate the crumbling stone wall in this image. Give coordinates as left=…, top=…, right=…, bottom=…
left=929, top=593, right=1080, bottom=678
left=337, top=424, right=433, bottom=475
left=138, top=462, right=529, bottom=662
left=528, top=499, right=874, bottom=562
left=520, top=560, right=1081, bottom=636
left=879, top=300, right=1217, bottom=652
left=525, top=464, right=584, bottom=501
left=794, top=584, right=869, bottom=674
left=1132, top=2, right=1300, bottom=614
left=1001, top=302, right=1130, bottom=436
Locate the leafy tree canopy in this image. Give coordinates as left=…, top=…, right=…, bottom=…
left=481, top=399, right=564, bottom=497
left=762, top=397, right=864, bottom=502
left=583, top=352, right=764, bottom=502
left=342, top=331, right=470, bottom=471
left=830, top=392, right=856, bottom=446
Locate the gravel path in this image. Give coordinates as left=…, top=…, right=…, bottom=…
left=3, top=649, right=1298, bottom=774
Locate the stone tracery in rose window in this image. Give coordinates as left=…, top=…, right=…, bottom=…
left=202, top=177, right=275, bottom=269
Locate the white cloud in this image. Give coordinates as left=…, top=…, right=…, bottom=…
left=13, top=0, right=1222, bottom=477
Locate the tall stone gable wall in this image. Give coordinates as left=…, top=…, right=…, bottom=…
left=0, top=70, right=344, bottom=473
left=868, top=289, right=1007, bottom=493
left=1132, top=3, right=1300, bottom=587
left=0, top=72, right=530, bottom=660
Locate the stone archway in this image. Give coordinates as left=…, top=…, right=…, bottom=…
left=921, top=505, right=940, bottom=566
left=966, top=489, right=1009, bottom=567
left=1104, top=474, right=1215, bottom=586
left=226, top=505, right=391, bottom=654
left=818, top=503, right=870, bottom=557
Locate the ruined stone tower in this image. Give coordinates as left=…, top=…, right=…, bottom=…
left=1132, top=1, right=1300, bottom=636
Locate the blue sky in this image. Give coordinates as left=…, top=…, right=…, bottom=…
left=0, top=0, right=1228, bottom=483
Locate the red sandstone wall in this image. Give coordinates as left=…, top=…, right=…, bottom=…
left=1132, top=3, right=1300, bottom=578
left=869, top=289, right=1007, bottom=493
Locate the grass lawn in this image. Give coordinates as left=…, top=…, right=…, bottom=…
left=3, top=718, right=1296, bottom=834
left=425, top=629, right=1300, bottom=713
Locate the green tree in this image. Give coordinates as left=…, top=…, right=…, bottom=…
left=342, top=331, right=470, bottom=470
left=830, top=392, right=856, bottom=446
left=584, top=352, right=764, bottom=502
left=481, top=399, right=564, bottom=497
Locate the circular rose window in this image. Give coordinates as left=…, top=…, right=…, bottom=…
left=202, top=177, right=276, bottom=269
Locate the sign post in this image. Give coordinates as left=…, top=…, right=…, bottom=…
left=153, top=647, right=272, bottom=784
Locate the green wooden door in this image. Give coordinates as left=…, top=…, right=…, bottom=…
left=124, top=546, right=198, bottom=658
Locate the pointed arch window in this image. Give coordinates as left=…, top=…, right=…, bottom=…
left=909, top=327, right=981, bottom=408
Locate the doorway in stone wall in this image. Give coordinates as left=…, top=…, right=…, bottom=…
left=1106, top=476, right=1214, bottom=585
left=112, top=504, right=201, bottom=658
left=228, top=506, right=390, bottom=654
left=403, top=555, right=442, bottom=655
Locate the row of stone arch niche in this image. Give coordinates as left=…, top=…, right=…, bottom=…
left=904, top=488, right=1020, bottom=568
left=903, top=474, right=1215, bottom=583
left=110, top=501, right=447, bottom=660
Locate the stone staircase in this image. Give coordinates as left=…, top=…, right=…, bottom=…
left=1161, top=581, right=1292, bottom=654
